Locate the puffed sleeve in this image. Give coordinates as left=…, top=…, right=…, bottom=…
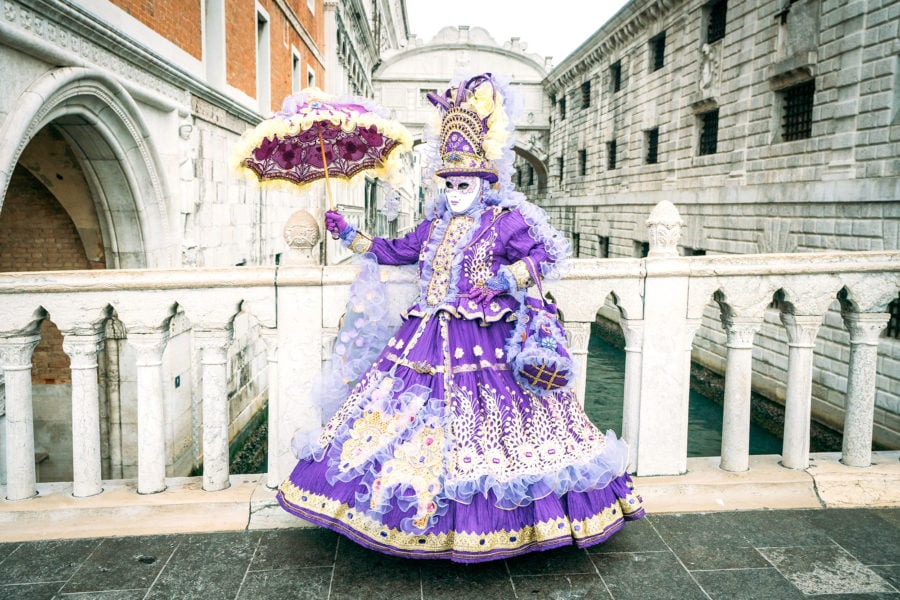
left=345, top=219, right=433, bottom=266
left=499, top=210, right=552, bottom=290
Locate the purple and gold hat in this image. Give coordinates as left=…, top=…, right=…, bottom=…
left=427, top=74, right=500, bottom=183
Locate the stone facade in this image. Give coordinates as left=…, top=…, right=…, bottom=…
left=535, top=0, right=899, bottom=447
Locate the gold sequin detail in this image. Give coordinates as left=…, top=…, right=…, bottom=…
left=425, top=216, right=473, bottom=306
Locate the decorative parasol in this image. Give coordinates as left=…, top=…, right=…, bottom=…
left=232, top=89, right=412, bottom=210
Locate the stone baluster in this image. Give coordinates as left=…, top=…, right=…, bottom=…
left=260, top=328, right=280, bottom=488
left=62, top=332, right=104, bottom=497
left=0, top=335, right=40, bottom=500
left=128, top=331, right=170, bottom=494
left=565, top=321, right=592, bottom=409
left=195, top=329, right=231, bottom=492
left=841, top=312, right=890, bottom=467
left=719, top=317, right=762, bottom=472
left=619, top=318, right=644, bottom=474
left=780, top=313, right=823, bottom=469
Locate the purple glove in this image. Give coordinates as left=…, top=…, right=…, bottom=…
left=324, top=210, right=348, bottom=239
left=468, top=286, right=502, bottom=304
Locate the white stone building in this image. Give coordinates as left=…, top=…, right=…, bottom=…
left=533, top=0, right=899, bottom=447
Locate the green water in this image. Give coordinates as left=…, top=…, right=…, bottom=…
left=583, top=324, right=783, bottom=457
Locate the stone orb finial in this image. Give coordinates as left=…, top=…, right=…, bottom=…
left=646, top=200, right=685, bottom=257
left=283, top=210, right=321, bottom=265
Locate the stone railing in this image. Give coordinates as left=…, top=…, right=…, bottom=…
left=0, top=203, right=897, bottom=508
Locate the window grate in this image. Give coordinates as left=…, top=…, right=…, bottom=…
left=651, top=32, right=666, bottom=71
left=607, top=140, right=617, bottom=170
left=581, top=81, right=591, bottom=108
left=886, top=293, right=900, bottom=339
left=707, top=0, right=727, bottom=44
left=578, top=149, right=587, bottom=176
left=782, top=80, right=815, bottom=141
left=699, top=109, right=719, bottom=155
left=646, top=128, right=659, bottom=164
left=610, top=61, right=622, bottom=93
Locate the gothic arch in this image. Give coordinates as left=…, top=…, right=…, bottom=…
left=0, top=67, right=173, bottom=268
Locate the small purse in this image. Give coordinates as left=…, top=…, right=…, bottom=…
left=507, top=259, right=576, bottom=396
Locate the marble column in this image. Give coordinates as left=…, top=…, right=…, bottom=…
left=780, top=314, right=822, bottom=469
left=128, top=331, right=169, bottom=494
left=62, top=333, right=104, bottom=497
left=261, top=328, right=280, bottom=488
left=841, top=312, right=890, bottom=467
left=0, top=335, right=40, bottom=500
left=719, top=317, right=761, bottom=472
left=619, top=318, right=644, bottom=474
left=196, top=329, right=231, bottom=492
left=565, top=321, right=592, bottom=409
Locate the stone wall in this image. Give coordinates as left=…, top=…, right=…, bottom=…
left=537, top=0, right=900, bottom=447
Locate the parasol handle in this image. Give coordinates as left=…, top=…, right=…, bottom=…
left=317, top=125, right=335, bottom=211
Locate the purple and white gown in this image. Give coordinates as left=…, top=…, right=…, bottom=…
left=278, top=200, right=644, bottom=563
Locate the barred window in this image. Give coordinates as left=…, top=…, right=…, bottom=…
left=527, top=164, right=534, bottom=186
left=699, top=109, right=719, bottom=155
left=651, top=31, right=666, bottom=71
left=707, top=0, right=727, bottom=44
left=782, top=80, right=815, bottom=141
left=557, top=156, right=564, bottom=180
left=581, top=81, right=591, bottom=108
left=885, top=293, right=900, bottom=339
left=645, top=128, right=660, bottom=164
left=578, top=149, right=587, bottom=176
left=559, top=97, right=567, bottom=120
left=516, top=168, right=522, bottom=187
left=610, top=61, right=622, bottom=93
left=607, top=140, right=617, bottom=169
left=599, top=236, right=610, bottom=258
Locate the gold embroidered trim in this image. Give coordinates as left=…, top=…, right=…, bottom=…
left=425, top=216, right=473, bottom=306
left=278, top=481, right=643, bottom=555
left=349, top=231, right=374, bottom=254
left=386, top=353, right=511, bottom=375
left=507, top=259, right=534, bottom=289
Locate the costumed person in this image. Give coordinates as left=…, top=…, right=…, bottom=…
left=277, top=73, right=644, bottom=562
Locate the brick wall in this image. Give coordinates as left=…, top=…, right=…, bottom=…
left=0, top=165, right=103, bottom=385
left=109, top=0, right=202, bottom=59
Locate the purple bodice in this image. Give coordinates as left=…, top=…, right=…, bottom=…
left=368, top=206, right=549, bottom=322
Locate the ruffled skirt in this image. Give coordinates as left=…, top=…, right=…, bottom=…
left=278, top=311, right=644, bottom=563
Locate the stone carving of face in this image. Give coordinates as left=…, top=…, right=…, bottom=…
left=444, top=176, right=483, bottom=214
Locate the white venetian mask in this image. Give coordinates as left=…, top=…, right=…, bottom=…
left=444, top=176, right=483, bottom=214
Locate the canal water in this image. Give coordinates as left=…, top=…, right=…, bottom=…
left=230, top=323, right=784, bottom=473
left=583, top=324, right=783, bottom=457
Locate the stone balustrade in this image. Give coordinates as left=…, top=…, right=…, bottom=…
left=0, top=204, right=897, bottom=508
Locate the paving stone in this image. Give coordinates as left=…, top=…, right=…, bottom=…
left=420, top=560, right=516, bottom=598
left=726, top=509, right=833, bottom=547
left=251, top=528, right=338, bottom=571
left=806, top=594, right=900, bottom=599
left=512, top=573, right=612, bottom=599
left=329, top=537, right=422, bottom=600
left=590, top=551, right=708, bottom=600
left=0, top=539, right=100, bottom=585
left=236, top=566, right=333, bottom=599
left=760, top=545, right=896, bottom=595
left=871, top=565, right=900, bottom=590
left=0, top=582, right=65, bottom=599
left=143, top=532, right=258, bottom=600
left=691, top=567, right=806, bottom=600
left=57, top=536, right=176, bottom=595
left=55, top=590, right=149, bottom=599
left=587, top=518, right=668, bottom=554
left=649, top=513, right=769, bottom=570
left=0, top=542, right=21, bottom=564
left=505, top=544, right=596, bottom=575
left=806, top=508, right=900, bottom=565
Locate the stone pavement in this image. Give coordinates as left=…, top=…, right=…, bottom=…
left=0, top=508, right=898, bottom=599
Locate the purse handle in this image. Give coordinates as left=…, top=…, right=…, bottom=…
left=522, top=256, right=548, bottom=307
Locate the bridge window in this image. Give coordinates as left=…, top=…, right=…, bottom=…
left=885, top=292, right=900, bottom=339
left=610, top=61, right=622, bottom=93
left=581, top=81, right=591, bottom=108
left=698, top=108, right=719, bottom=155
left=650, top=31, right=666, bottom=71
left=781, top=79, right=815, bottom=141
left=706, top=0, right=727, bottom=44
left=645, top=128, right=660, bottom=164
left=578, top=149, right=587, bottom=176
left=607, top=140, right=617, bottom=169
